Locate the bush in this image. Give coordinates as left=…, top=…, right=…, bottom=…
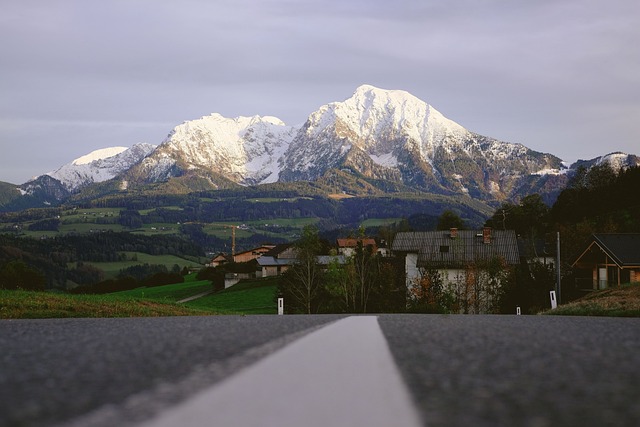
left=0, top=261, right=46, bottom=291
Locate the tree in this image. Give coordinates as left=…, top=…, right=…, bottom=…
left=351, top=239, right=378, bottom=312
left=0, top=261, right=46, bottom=291
left=487, top=194, right=550, bottom=241
left=118, top=209, right=143, bottom=228
left=453, top=257, right=510, bottom=314
left=408, top=269, right=454, bottom=313
left=437, top=210, right=465, bottom=230
left=278, top=225, right=324, bottom=314
left=325, top=254, right=354, bottom=313
left=500, top=261, right=555, bottom=314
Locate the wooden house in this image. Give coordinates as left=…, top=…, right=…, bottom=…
left=232, top=245, right=275, bottom=263
left=207, top=253, right=232, bottom=267
left=572, top=234, right=640, bottom=290
left=257, top=244, right=298, bottom=277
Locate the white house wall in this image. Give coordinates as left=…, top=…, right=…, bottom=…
left=405, top=253, right=419, bottom=287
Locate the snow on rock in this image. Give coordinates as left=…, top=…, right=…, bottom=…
left=596, top=152, right=640, bottom=170
left=47, top=143, right=156, bottom=191
left=72, top=147, right=128, bottom=165
left=304, top=84, right=468, bottom=160
left=370, top=152, right=399, bottom=168
left=153, top=113, right=297, bottom=185
left=279, top=84, right=561, bottom=191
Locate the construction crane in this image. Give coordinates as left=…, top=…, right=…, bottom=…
left=214, top=223, right=237, bottom=256
left=185, top=222, right=237, bottom=256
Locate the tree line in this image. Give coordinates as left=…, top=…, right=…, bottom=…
left=0, top=232, right=203, bottom=290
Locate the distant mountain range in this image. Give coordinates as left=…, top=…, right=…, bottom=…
left=1, top=85, right=639, bottom=211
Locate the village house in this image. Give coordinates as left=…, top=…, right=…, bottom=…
left=257, top=244, right=348, bottom=277
left=232, top=245, right=275, bottom=263
left=336, top=238, right=378, bottom=257
left=207, top=253, right=232, bottom=268
left=206, top=245, right=275, bottom=267
left=392, top=227, right=520, bottom=313
left=572, top=234, right=640, bottom=290
left=257, top=244, right=298, bottom=277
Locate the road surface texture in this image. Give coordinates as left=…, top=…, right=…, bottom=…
left=1, top=314, right=639, bottom=427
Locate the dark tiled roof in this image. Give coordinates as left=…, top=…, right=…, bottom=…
left=592, top=234, right=640, bottom=266
left=392, top=230, right=520, bottom=268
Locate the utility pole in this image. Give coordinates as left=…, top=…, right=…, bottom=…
left=556, top=232, right=561, bottom=304
left=231, top=225, right=236, bottom=256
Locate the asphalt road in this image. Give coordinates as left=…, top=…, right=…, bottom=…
left=1, top=314, right=639, bottom=427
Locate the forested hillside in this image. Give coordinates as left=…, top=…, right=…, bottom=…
left=0, top=233, right=203, bottom=290
left=488, top=165, right=640, bottom=248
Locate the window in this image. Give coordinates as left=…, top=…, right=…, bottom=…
left=440, top=245, right=449, bottom=253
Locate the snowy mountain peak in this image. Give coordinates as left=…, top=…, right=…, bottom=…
left=47, top=143, right=156, bottom=191
left=278, top=85, right=564, bottom=198
left=596, top=152, right=640, bottom=170
left=351, top=84, right=423, bottom=106
left=280, top=85, right=478, bottom=182
left=72, top=147, right=128, bottom=165
left=147, top=113, right=297, bottom=185
left=306, top=84, right=468, bottom=148
left=572, top=151, right=640, bottom=171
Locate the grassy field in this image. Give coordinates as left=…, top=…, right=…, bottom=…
left=113, top=275, right=213, bottom=302
left=11, top=202, right=321, bottom=244
left=70, top=252, right=205, bottom=278
left=184, top=277, right=279, bottom=314
left=0, top=290, right=216, bottom=319
left=543, top=283, right=640, bottom=317
left=138, top=206, right=183, bottom=215
left=132, top=223, right=180, bottom=235
left=5, top=278, right=640, bottom=318
left=360, top=218, right=402, bottom=228
left=61, top=207, right=123, bottom=219
left=1, top=275, right=280, bottom=318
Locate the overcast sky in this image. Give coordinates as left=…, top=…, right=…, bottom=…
left=1, top=0, right=638, bottom=184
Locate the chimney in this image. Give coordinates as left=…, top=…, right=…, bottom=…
left=483, top=227, right=492, bottom=244
left=450, top=228, right=458, bottom=239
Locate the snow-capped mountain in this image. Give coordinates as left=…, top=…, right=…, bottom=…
left=46, top=143, right=156, bottom=191
left=131, top=114, right=297, bottom=186
left=279, top=85, right=563, bottom=199
left=122, top=85, right=564, bottom=200
left=571, top=152, right=640, bottom=171
left=6, top=84, right=638, bottom=211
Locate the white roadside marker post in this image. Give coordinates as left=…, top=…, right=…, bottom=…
left=278, top=298, right=284, bottom=315
left=549, top=291, right=557, bottom=309
left=516, top=306, right=521, bottom=315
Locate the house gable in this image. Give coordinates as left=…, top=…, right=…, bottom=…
left=572, top=234, right=640, bottom=289
left=592, top=234, right=640, bottom=267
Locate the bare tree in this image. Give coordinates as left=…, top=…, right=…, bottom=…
left=279, top=226, right=323, bottom=314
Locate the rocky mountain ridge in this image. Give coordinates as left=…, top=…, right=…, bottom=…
left=47, top=143, right=156, bottom=192
left=3, top=85, right=639, bottom=211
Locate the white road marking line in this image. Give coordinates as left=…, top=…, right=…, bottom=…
left=138, top=316, right=422, bottom=427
